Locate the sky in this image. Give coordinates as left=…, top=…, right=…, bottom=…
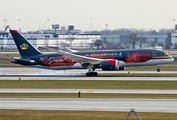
left=1, top=0, right=177, bottom=32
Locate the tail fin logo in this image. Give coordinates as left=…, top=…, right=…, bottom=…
left=20, top=43, right=29, bottom=50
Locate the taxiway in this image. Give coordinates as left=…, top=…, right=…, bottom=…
left=0, top=89, right=177, bottom=94
left=0, top=68, right=177, bottom=80
left=0, top=98, right=176, bottom=113
left=1, top=68, right=177, bottom=75
left=0, top=75, right=177, bottom=81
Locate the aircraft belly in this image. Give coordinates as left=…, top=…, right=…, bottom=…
left=123, top=59, right=171, bottom=67
left=29, top=63, right=84, bottom=70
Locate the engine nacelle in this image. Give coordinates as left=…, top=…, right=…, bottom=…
left=101, top=60, right=119, bottom=70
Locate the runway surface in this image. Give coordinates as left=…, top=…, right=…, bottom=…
left=1, top=68, right=177, bottom=75
left=0, top=89, right=177, bottom=94
left=0, top=68, right=177, bottom=80
left=0, top=98, right=176, bottom=113
left=1, top=76, right=177, bottom=81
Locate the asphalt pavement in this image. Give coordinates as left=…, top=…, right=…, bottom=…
left=0, top=98, right=176, bottom=113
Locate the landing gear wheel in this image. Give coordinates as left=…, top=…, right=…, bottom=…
left=93, top=72, right=98, bottom=76
left=157, top=64, right=161, bottom=72
left=86, top=73, right=90, bottom=76
left=86, top=72, right=98, bottom=76
left=90, top=72, right=94, bottom=76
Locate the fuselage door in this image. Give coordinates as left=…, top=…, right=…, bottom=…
left=152, top=51, right=157, bottom=58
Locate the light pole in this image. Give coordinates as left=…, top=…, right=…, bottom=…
left=4, top=19, right=7, bottom=30
left=163, top=37, right=166, bottom=51
left=18, top=19, right=21, bottom=32
left=90, top=18, right=92, bottom=31
left=105, top=24, right=109, bottom=35
left=44, top=23, right=46, bottom=30
left=47, top=19, right=50, bottom=30
left=173, top=19, right=175, bottom=30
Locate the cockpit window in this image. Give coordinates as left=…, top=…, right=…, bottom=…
left=164, top=52, right=169, bottom=56
left=157, top=51, right=168, bottom=56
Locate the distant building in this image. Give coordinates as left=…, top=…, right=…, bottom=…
left=154, top=46, right=163, bottom=51
left=102, top=34, right=167, bottom=47
left=167, top=33, right=177, bottom=45
left=119, top=35, right=129, bottom=44
left=0, top=33, right=101, bottom=50
left=101, top=35, right=120, bottom=43
left=140, top=35, right=166, bottom=43
left=0, top=32, right=8, bottom=38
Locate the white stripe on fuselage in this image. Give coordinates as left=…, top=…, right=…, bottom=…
left=121, top=58, right=174, bottom=67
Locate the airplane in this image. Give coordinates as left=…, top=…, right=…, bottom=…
left=10, top=30, right=174, bottom=76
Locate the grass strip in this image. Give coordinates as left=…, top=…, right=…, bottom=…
left=0, top=80, right=177, bottom=89
left=98, top=73, right=177, bottom=76
left=0, top=109, right=177, bottom=120
left=0, top=54, right=20, bottom=57
left=0, top=93, right=177, bottom=99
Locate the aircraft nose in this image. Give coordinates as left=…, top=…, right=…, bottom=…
left=169, top=55, right=174, bottom=62
left=171, top=57, right=174, bottom=62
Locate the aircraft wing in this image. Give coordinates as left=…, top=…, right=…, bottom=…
left=46, top=47, right=101, bottom=64
left=68, top=49, right=79, bottom=52
left=55, top=50, right=101, bottom=64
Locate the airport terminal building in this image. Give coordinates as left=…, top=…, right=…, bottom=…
left=0, top=29, right=174, bottom=50
left=0, top=32, right=101, bottom=50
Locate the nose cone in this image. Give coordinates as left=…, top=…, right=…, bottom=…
left=168, top=55, right=174, bottom=62
left=171, top=57, right=174, bottom=62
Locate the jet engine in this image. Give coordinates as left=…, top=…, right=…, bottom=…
left=100, top=60, right=126, bottom=71
left=101, top=60, right=119, bottom=70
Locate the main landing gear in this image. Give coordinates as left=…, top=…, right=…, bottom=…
left=86, top=72, right=98, bottom=76
left=85, top=64, right=98, bottom=76
left=157, top=64, right=161, bottom=72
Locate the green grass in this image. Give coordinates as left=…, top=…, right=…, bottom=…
left=0, top=80, right=177, bottom=89
left=0, top=50, right=18, bottom=52
left=0, top=93, right=177, bottom=99
left=0, top=54, right=20, bottom=57
left=98, top=73, right=177, bottom=76
left=0, top=109, right=177, bottom=120
left=0, top=59, right=12, bottom=64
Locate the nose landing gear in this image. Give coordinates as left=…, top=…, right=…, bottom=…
left=157, top=64, right=161, bottom=72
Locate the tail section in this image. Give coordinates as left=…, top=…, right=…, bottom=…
left=10, top=30, right=42, bottom=58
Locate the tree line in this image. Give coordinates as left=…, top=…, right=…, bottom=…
left=86, top=28, right=175, bottom=35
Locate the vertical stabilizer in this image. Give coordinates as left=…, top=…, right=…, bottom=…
left=10, top=30, right=42, bottom=58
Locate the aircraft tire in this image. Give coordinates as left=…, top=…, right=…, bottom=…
left=90, top=72, right=94, bottom=76
left=86, top=73, right=90, bottom=76
left=94, top=72, right=98, bottom=76
left=86, top=72, right=98, bottom=76
left=157, top=69, right=160, bottom=72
